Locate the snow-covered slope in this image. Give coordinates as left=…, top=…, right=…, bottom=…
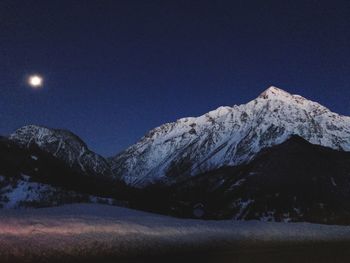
left=0, top=174, right=123, bottom=208
left=9, top=125, right=113, bottom=179
left=1, top=203, right=350, bottom=262
left=112, top=87, right=350, bottom=187
left=0, top=174, right=88, bottom=208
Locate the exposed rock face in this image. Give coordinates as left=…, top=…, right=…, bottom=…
left=111, top=87, right=350, bottom=187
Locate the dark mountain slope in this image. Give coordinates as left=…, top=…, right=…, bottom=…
left=0, top=136, right=128, bottom=207
left=9, top=125, right=113, bottom=179
left=133, top=136, right=350, bottom=225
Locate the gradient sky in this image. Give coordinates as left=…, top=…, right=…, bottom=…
left=0, top=0, right=349, bottom=156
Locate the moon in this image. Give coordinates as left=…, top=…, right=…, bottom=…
left=28, top=75, right=44, bottom=88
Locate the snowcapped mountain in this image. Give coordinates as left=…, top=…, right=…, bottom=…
left=2, top=86, right=350, bottom=224
left=112, top=86, right=350, bottom=187
left=0, top=136, right=124, bottom=208
left=9, top=125, right=113, bottom=179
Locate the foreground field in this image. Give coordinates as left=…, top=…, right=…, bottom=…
left=1, top=204, right=350, bottom=262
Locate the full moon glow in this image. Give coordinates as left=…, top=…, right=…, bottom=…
left=28, top=75, right=43, bottom=88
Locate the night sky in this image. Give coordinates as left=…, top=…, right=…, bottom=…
left=1, top=0, right=349, bottom=156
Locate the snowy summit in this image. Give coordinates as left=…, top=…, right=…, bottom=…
left=112, top=86, right=350, bottom=187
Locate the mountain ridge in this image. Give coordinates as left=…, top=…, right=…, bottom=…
left=2, top=86, right=350, bottom=224
left=111, top=86, right=350, bottom=187
left=9, top=125, right=114, bottom=179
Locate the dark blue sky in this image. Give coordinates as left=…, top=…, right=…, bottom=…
left=0, top=0, right=349, bottom=156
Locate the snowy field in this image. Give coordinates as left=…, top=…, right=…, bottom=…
left=1, top=204, right=350, bottom=262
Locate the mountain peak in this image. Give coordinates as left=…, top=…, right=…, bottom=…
left=9, top=125, right=113, bottom=178
left=112, top=86, right=350, bottom=187
left=258, top=86, right=292, bottom=99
